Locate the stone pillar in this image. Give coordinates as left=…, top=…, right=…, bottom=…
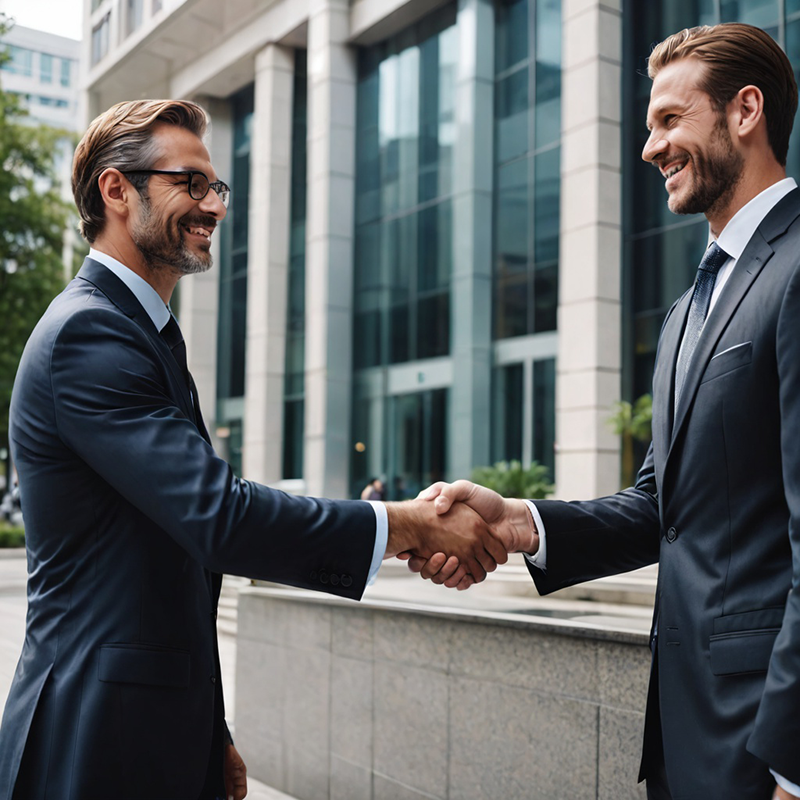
left=303, top=0, right=357, bottom=499
left=448, top=0, right=494, bottom=479
left=555, top=0, right=623, bottom=499
left=183, top=96, right=230, bottom=453
left=242, top=45, right=295, bottom=485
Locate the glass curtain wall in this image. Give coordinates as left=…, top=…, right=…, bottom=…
left=216, top=84, right=254, bottom=476
left=624, top=0, right=791, bottom=400
left=491, top=0, right=560, bottom=476
left=282, top=50, right=308, bottom=480
left=493, top=0, right=561, bottom=339
left=351, top=5, right=457, bottom=498
left=353, top=4, right=457, bottom=370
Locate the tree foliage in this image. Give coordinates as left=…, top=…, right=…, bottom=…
left=0, top=14, right=71, bottom=454
left=470, top=460, right=554, bottom=500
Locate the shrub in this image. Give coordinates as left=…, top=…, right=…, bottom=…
left=0, top=522, right=25, bottom=548
left=470, top=460, right=553, bottom=499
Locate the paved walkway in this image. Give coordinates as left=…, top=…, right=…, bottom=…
left=0, top=550, right=295, bottom=800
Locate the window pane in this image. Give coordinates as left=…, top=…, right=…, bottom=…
left=417, top=292, right=449, bottom=359
left=492, top=363, right=523, bottom=463
left=720, top=0, right=778, bottom=27
left=282, top=399, right=304, bottom=479
left=496, top=67, right=530, bottom=164
left=535, top=0, right=561, bottom=147
left=60, top=59, right=72, bottom=87
left=496, top=0, right=529, bottom=74
left=533, top=146, right=559, bottom=264
left=533, top=358, right=556, bottom=476
left=40, top=54, right=53, bottom=83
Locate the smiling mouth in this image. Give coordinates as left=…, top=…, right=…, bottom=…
left=661, top=161, right=688, bottom=180
left=182, top=224, right=212, bottom=239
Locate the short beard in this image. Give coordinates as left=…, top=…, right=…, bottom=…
left=132, top=192, right=214, bottom=277
left=668, top=115, right=744, bottom=218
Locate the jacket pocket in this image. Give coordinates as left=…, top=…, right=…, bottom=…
left=709, top=608, right=784, bottom=676
left=701, top=341, right=752, bottom=384
left=98, top=643, right=190, bottom=688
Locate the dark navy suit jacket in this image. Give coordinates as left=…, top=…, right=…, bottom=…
left=0, top=258, right=376, bottom=800
left=529, top=190, right=800, bottom=799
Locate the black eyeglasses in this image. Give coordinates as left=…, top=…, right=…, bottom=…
left=121, top=169, right=231, bottom=208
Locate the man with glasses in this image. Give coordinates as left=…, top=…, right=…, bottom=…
left=0, top=99, right=510, bottom=800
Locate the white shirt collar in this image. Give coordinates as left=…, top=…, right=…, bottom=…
left=88, top=248, right=172, bottom=333
left=714, top=177, right=797, bottom=258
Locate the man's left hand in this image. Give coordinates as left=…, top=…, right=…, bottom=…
left=224, top=743, right=247, bottom=800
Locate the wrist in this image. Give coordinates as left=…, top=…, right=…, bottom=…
left=384, top=501, right=424, bottom=558
left=511, top=500, right=539, bottom=554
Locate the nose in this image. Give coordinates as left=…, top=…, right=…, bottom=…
left=642, top=129, right=668, bottom=164
left=199, top=187, right=227, bottom=219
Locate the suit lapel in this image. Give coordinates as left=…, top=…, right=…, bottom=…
left=652, top=291, right=691, bottom=466
left=665, top=189, right=800, bottom=467
left=76, top=258, right=196, bottom=424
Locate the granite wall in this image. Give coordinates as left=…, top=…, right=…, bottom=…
left=234, top=587, right=650, bottom=800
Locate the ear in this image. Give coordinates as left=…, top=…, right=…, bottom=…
left=731, top=84, right=765, bottom=140
left=96, top=168, right=135, bottom=221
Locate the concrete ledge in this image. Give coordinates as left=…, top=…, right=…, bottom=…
left=235, top=585, right=649, bottom=800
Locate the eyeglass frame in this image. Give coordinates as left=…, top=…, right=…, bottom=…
left=120, top=169, right=231, bottom=208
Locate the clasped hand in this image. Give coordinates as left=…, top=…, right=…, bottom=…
left=386, top=480, right=539, bottom=590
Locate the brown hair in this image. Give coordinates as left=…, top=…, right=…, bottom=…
left=72, top=99, right=208, bottom=243
left=648, top=23, right=798, bottom=166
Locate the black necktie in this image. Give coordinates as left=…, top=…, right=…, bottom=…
left=160, top=314, right=211, bottom=442
left=674, top=242, right=729, bottom=408
left=160, top=314, right=189, bottom=386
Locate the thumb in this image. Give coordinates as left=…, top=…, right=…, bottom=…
left=417, top=481, right=445, bottom=501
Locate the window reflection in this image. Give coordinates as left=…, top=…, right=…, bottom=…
left=493, top=0, right=561, bottom=340
left=353, top=4, right=457, bottom=368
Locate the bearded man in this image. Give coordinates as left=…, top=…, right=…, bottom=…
left=415, top=23, right=800, bottom=800
left=0, top=100, right=510, bottom=800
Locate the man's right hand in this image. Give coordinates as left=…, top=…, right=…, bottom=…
left=384, top=498, right=509, bottom=583
left=399, top=480, right=539, bottom=589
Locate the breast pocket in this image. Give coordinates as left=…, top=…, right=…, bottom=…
left=701, top=341, right=752, bottom=385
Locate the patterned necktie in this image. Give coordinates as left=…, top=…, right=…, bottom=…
left=160, top=314, right=189, bottom=386
left=674, top=242, right=729, bottom=408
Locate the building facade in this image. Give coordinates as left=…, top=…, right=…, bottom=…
left=81, top=0, right=798, bottom=502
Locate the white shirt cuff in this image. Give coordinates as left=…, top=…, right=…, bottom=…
left=522, top=500, right=546, bottom=571
left=365, top=500, right=388, bottom=585
left=771, top=769, right=800, bottom=797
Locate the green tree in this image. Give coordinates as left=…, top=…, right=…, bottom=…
left=470, top=460, right=554, bottom=499
left=608, top=393, right=653, bottom=488
left=0, top=15, right=71, bottom=477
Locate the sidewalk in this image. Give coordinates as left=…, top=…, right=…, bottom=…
left=0, top=550, right=296, bottom=800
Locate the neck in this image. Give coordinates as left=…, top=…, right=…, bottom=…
left=91, top=237, right=179, bottom=304
left=706, top=161, right=787, bottom=238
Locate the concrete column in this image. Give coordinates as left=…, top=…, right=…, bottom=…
left=242, top=45, right=295, bottom=485
left=304, top=0, right=357, bottom=498
left=448, top=0, right=494, bottom=479
left=556, top=0, right=623, bottom=499
left=183, top=96, right=230, bottom=453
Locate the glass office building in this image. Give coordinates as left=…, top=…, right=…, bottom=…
left=83, top=0, right=800, bottom=500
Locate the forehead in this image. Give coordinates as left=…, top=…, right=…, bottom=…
left=646, top=58, right=712, bottom=124
left=150, top=122, right=215, bottom=176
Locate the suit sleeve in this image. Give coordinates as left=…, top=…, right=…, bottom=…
left=748, top=264, right=800, bottom=784
left=526, top=444, right=661, bottom=594
left=49, top=307, right=377, bottom=600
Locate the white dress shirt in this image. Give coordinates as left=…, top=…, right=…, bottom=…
left=87, top=248, right=388, bottom=584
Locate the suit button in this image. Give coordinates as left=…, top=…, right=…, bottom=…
left=666, top=527, right=678, bottom=542
left=320, top=571, right=329, bottom=584
left=330, top=574, right=340, bottom=586
left=210, top=675, right=216, bottom=684
left=341, top=575, right=353, bottom=588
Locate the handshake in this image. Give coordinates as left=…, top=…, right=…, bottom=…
left=383, top=480, right=540, bottom=590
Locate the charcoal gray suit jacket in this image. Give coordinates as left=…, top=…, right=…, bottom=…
left=530, top=189, right=800, bottom=799
left=0, top=257, right=377, bottom=800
